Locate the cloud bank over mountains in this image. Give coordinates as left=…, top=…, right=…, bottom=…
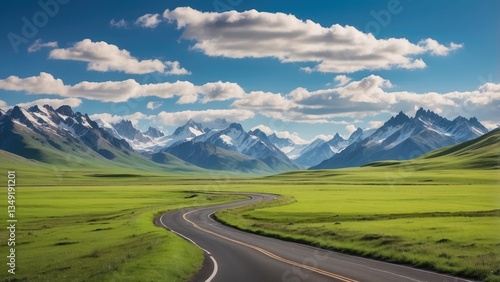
left=1, top=72, right=497, bottom=129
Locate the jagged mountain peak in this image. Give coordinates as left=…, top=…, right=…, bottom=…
left=312, top=109, right=489, bottom=170
left=113, top=119, right=133, bottom=127
left=143, top=126, right=164, bottom=138
left=249, top=128, right=267, bottom=137
left=9, top=106, right=27, bottom=121
left=28, top=105, right=43, bottom=113
left=331, top=132, right=345, bottom=142
left=228, top=122, right=244, bottom=131
left=56, top=105, right=74, bottom=117
left=111, top=119, right=151, bottom=143
left=414, top=107, right=444, bottom=119
left=185, top=118, right=199, bottom=126
left=348, top=127, right=364, bottom=142
left=0, top=104, right=134, bottom=162
left=173, top=119, right=204, bottom=136
left=386, top=111, right=410, bottom=126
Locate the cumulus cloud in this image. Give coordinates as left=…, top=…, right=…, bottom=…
left=232, top=75, right=500, bottom=124
left=232, top=91, right=294, bottom=113
left=135, top=13, right=162, bottom=28
left=49, top=39, right=189, bottom=75
left=27, top=39, right=58, bottom=53
left=0, top=72, right=67, bottom=95
left=313, top=134, right=334, bottom=141
left=199, top=81, right=245, bottom=103
left=164, top=61, right=191, bottom=75
left=163, top=7, right=462, bottom=73
left=2, top=72, right=497, bottom=125
left=0, top=72, right=245, bottom=103
left=0, top=100, right=7, bottom=109
left=275, top=131, right=309, bottom=144
left=16, top=98, right=82, bottom=109
left=110, top=18, right=127, bottom=28
left=146, top=101, right=163, bottom=110
left=334, top=75, right=351, bottom=86
left=418, top=39, right=463, bottom=56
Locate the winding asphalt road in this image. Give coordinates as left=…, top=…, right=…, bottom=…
left=159, top=193, right=473, bottom=282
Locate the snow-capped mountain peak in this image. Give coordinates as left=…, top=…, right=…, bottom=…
left=0, top=104, right=133, bottom=161
left=173, top=119, right=204, bottom=137
left=312, top=108, right=489, bottom=170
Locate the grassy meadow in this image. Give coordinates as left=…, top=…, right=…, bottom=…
left=0, top=164, right=247, bottom=281
left=1, top=130, right=499, bottom=281
left=216, top=168, right=500, bottom=281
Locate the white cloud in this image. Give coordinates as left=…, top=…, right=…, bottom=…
left=146, top=101, right=163, bottom=110
left=0, top=72, right=243, bottom=103
left=274, top=131, right=309, bottom=144
left=16, top=98, right=82, bottom=109
left=232, top=75, right=500, bottom=124
left=2, top=72, right=498, bottom=126
left=334, top=75, right=351, bottom=86
left=27, top=39, right=58, bottom=53
left=313, top=134, right=334, bottom=141
left=0, top=100, right=7, bottom=109
left=110, top=18, right=127, bottom=28
left=164, top=61, right=191, bottom=75
left=345, top=124, right=357, bottom=135
left=199, top=81, right=245, bottom=103
left=480, top=121, right=499, bottom=130
left=163, top=7, right=462, bottom=73
left=89, top=113, right=124, bottom=124
left=49, top=39, right=189, bottom=75
left=418, top=39, right=463, bottom=56
left=155, top=109, right=255, bottom=126
left=368, top=120, right=384, bottom=129
left=232, top=91, right=294, bottom=112
left=0, top=72, right=67, bottom=95
left=135, top=13, right=162, bottom=28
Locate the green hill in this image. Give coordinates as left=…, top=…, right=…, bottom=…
left=365, top=128, right=500, bottom=170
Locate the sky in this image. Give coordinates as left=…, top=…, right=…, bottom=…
left=0, top=0, right=498, bottom=141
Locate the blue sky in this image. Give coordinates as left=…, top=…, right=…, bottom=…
left=0, top=0, right=498, bottom=140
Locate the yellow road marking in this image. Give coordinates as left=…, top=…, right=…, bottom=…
left=183, top=210, right=358, bottom=282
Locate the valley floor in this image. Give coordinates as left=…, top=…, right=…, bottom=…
left=217, top=168, right=500, bottom=281
left=0, top=167, right=498, bottom=281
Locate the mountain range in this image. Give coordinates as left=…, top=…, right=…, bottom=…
left=0, top=105, right=491, bottom=173
left=0, top=105, right=201, bottom=173
left=311, top=108, right=489, bottom=169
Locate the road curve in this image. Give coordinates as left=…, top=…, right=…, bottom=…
left=160, top=193, right=473, bottom=282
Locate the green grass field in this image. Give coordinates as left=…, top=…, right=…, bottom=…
left=216, top=168, right=500, bottom=281
left=215, top=130, right=500, bottom=281
left=0, top=174, right=246, bottom=281
left=1, top=130, right=499, bottom=281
